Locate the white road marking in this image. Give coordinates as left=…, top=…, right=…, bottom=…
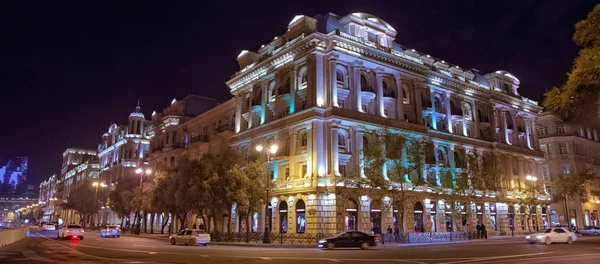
left=133, top=244, right=157, bottom=248
left=148, top=252, right=158, bottom=255
left=329, top=259, right=342, bottom=262
left=201, top=255, right=209, bottom=258
left=260, top=257, right=272, bottom=260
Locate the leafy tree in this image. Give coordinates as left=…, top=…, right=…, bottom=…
left=108, top=177, right=137, bottom=228
left=150, top=169, right=172, bottom=234
left=341, top=130, right=431, bottom=233
left=64, top=179, right=101, bottom=228
left=551, top=170, right=594, bottom=227
left=516, top=180, right=544, bottom=233
left=543, top=4, right=600, bottom=127
left=227, top=160, right=266, bottom=237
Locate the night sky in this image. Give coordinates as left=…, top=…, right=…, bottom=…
left=1, top=0, right=597, bottom=187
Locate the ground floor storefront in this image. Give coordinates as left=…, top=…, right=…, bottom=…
left=550, top=199, right=600, bottom=229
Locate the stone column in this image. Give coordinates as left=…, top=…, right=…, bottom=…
left=290, top=131, right=298, bottom=178
left=444, top=93, right=452, bottom=133
left=306, top=123, right=314, bottom=178
left=330, top=126, right=340, bottom=176
left=355, top=128, right=364, bottom=177
left=375, top=68, right=384, bottom=117
left=329, top=54, right=338, bottom=107
left=511, top=112, right=519, bottom=146
left=499, top=110, right=508, bottom=144
left=490, top=107, right=497, bottom=142
left=430, top=87, right=437, bottom=129
left=235, top=94, right=243, bottom=133
left=290, top=68, right=297, bottom=115
left=415, top=83, right=424, bottom=124
left=353, top=64, right=363, bottom=112
left=472, top=103, right=480, bottom=139
left=395, top=75, right=404, bottom=121
left=504, top=156, right=514, bottom=190
left=531, top=118, right=539, bottom=150
left=261, top=83, right=268, bottom=125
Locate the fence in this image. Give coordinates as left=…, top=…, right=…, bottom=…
left=0, top=226, right=29, bottom=247
left=381, top=231, right=476, bottom=243
left=210, top=232, right=335, bottom=244
left=211, top=231, right=476, bottom=244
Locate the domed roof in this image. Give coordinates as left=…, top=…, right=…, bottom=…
left=350, top=12, right=396, bottom=32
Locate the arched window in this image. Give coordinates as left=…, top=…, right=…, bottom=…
left=299, top=68, right=308, bottom=90
left=300, top=133, right=308, bottom=147
left=338, top=133, right=346, bottom=147
left=280, top=76, right=291, bottom=95
left=336, top=70, right=344, bottom=82
left=295, top=200, right=306, bottom=233
left=362, top=135, right=369, bottom=151
left=414, top=202, right=424, bottom=232
left=370, top=200, right=382, bottom=234
left=383, top=81, right=396, bottom=98
left=268, top=82, right=276, bottom=102
left=463, top=103, right=472, bottom=120
left=434, top=97, right=442, bottom=110
left=279, top=202, right=288, bottom=233
left=402, top=84, right=410, bottom=104
left=345, top=199, right=358, bottom=231
left=360, top=75, right=373, bottom=92
left=437, top=149, right=446, bottom=166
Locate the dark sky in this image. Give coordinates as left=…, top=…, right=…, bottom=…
left=1, top=0, right=597, bottom=187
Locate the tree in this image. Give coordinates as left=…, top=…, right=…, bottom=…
left=551, top=169, right=594, bottom=228
left=64, top=179, right=101, bottom=228
left=108, top=177, right=137, bottom=228
left=516, top=180, right=543, bottom=233
left=150, top=169, right=172, bottom=234
left=543, top=4, right=600, bottom=127
left=341, top=130, right=431, bottom=233
left=438, top=151, right=502, bottom=232
left=227, top=160, right=266, bottom=237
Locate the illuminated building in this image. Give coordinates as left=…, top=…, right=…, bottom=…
left=223, top=12, right=546, bottom=235
left=38, top=174, right=58, bottom=222
left=56, top=148, right=98, bottom=224
left=538, top=113, right=600, bottom=228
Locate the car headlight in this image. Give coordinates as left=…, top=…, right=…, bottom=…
left=319, top=240, right=327, bottom=243
left=536, top=235, right=544, bottom=239
left=525, top=235, right=531, bottom=239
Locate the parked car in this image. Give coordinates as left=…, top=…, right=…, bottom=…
left=578, top=226, right=600, bottom=236
left=100, top=225, right=121, bottom=238
left=169, top=229, right=210, bottom=246
left=526, top=227, right=576, bottom=245
left=58, top=224, right=85, bottom=240
left=41, top=222, right=56, bottom=231
left=318, top=231, right=378, bottom=250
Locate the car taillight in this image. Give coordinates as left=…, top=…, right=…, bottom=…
left=117, top=229, right=121, bottom=232
left=374, top=236, right=379, bottom=241
left=81, top=230, right=84, bottom=233
left=66, top=230, right=70, bottom=233
left=73, top=235, right=78, bottom=238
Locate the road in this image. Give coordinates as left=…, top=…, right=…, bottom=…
left=1, top=228, right=600, bottom=263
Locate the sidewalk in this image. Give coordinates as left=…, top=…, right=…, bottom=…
left=379, top=235, right=527, bottom=247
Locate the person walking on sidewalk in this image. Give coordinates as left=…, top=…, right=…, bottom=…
left=481, top=223, right=487, bottom=239
left=476, top=223, right=482, bottom=239
left=394, top=226, right=399, bottom=242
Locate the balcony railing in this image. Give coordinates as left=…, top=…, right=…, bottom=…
left=190, top=135, right=209, bottom=143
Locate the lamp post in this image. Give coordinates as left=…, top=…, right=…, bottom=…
left=135, top=167, right=152, bottom=235
left=256, top=144, right=278, bottom=243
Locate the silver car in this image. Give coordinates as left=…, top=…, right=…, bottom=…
left=100, top=225, right=121, bottom=238
left=579, top=226, right=600, bottom=236
left=169, top=229, right=210, bottom=246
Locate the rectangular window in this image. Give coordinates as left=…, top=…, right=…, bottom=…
left=559, top=143, right=568, bottom=155
left=136, top=120, right=141, bottom=134
left=165, top=133, right=170, bottom=145
left=556, top=125, right=564, bottom=134
left=302, top=165, right=307, bottom=177
left=172, top=131, right=177, bottom=144
left=544, top=127, right=549, bottom=135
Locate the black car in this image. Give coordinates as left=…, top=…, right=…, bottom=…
left=318, top=231, right=378, bottom=249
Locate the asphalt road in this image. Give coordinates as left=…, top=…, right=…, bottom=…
left=1, top=228, right=600, bottom=263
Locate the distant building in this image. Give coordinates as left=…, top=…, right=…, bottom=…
left=538, top=112, right=600, bottom=227
left=56, top=148, right=97, bottom=224
left=97, top=103, right=151, bottom=225
left=0, top=157, right=28, bottom=194
left=39, top=174, right=58, bottom=222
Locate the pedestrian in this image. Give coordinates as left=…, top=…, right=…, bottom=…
left=476, top=223, right=481, bottom=239
left=193, top=223, right=197, bottom=229
left=387, top=225, right=392, bottom=235
left=168, top=223, right=172, bottom=235
left=199, top=223, right=204, bottom=230
left=481, top=223, right=487, bottom=239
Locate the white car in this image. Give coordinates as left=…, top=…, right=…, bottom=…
left=58, top=224, right=85, bottom=240
left=42, top=223, right=56, bottom=231
left=526, top=227, right=576, bottom=245
left=169, top=229, right=210, bottom=246
left=100, top=225, right=121, bottom=238
left=578, top=226, right=600, bottom=236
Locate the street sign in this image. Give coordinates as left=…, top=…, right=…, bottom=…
left=187, top=211, right=193, bottom=219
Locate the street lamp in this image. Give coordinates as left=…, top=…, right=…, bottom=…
left=255, top=144, right=278, bottom=243
left=525, top=175, right=538, bottom=182
left=135, top=167, right=152, bottom=235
